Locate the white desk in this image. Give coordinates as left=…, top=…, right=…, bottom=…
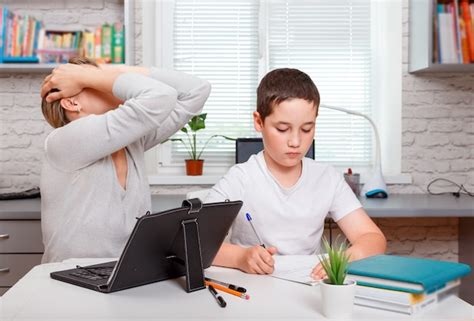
left=0, top=259, right=472, bottom=321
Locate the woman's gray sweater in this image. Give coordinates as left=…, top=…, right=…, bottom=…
left=40, top=68, right=211, bottom=263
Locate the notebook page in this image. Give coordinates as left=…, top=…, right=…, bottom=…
left=271, top=255, right=324, bottom=286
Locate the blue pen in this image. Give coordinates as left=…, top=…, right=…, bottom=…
left=245, top=213, right=266, bottom=248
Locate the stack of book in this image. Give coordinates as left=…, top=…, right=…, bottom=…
left=0, top=6, right=42, bottom=63
left=347, top=255, right=471, bottom=315
left=434, top=0, right=474, bottom=64
left=81, top=22, right=125, bottom=64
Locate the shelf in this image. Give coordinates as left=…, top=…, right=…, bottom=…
left=409, top=0, right=474, bottom=73
left=0, top=0, right=134, bottom=73
left=0, top=64, right=57, bottom=73
left=410, top=63, right=474, bottom=73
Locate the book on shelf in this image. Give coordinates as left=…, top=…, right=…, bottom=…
left=434, top=0, right=474, bottom=64
left=94, top=26, right=102, bottom=62
left=112, top=22, right=125, bottom=64
left=354, top=279, right=460, bottom=315
left=347, top=255, right=471, bottom=294
left=36, top=30, right=82, bottom=63
left=82, top=31, right=94, bottom=59
left=101, top=23, right=112, bottom=63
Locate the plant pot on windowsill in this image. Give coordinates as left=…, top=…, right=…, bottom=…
left=165, top=113, right=235, bottom=177
left=185, top=159, right=204, bottom=176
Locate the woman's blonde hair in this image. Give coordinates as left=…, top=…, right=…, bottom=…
left=41, top=57, right=98, bottom=128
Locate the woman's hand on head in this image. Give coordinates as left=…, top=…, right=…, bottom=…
left=41, top=64, right=96, bottom=102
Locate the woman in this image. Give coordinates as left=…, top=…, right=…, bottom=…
left=40, top=57, right=211, bottom=263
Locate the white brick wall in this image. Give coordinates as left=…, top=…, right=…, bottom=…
left=0, top=0, right=471, bottom=260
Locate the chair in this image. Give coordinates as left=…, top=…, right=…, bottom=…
left=235, top=138, right=315, bottom=164
left=186, top=189, right=211, bottom=201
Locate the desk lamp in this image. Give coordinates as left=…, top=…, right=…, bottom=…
left=320, top=104, right=388, bottom=198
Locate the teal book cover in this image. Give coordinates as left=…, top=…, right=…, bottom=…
left=347, top=255, right=471, bottom=294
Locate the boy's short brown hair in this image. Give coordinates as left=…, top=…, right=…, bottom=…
left=41, top=57, right=98, bottom=128
left=256, top=68, right=320, bottom=122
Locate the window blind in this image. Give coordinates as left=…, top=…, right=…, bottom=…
left=170, top=0, right=373, bottom=167
left=268, top=0, right=373, bottom=166
left=171, top=0, right=260, bottom=166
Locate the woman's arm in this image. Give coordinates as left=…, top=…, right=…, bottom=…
left=43, top=64, right=181, bottom=171
left=140, top=68, right=211, bottom=150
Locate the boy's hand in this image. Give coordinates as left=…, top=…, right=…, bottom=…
left=311, top=262, right=327, bottom=281
left=238, top=246, right=277, bottom=274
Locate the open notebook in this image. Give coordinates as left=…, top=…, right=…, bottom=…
left=271, top=255, right=324, bottom=286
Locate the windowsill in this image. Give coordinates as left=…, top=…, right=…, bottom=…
left=148, top=173, right=412, bottom=186
left=148, top=175, right=222, bottom=185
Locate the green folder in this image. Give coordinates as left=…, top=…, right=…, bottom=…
left=347, top=255, right=471, bottom=294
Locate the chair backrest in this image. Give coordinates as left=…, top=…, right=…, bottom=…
left=186, top=189, right=211, bottom=201
left=235, top=138, right=315, bottom=164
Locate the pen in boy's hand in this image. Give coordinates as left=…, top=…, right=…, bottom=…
left=245, top=212, right=266, bottom=248
left=208, top=285, right=227, bottom=308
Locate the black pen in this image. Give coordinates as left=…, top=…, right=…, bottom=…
left=208, top=285, right=227, bottom=308
left=205, top=277, right=247, bottom=293
left=204, top=277, right=247, bottom=293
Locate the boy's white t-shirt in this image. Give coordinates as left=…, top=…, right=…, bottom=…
left=205, top=151, right=362, bottom=255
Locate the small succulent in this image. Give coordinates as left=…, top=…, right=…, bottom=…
left=317, top=236, right=351, bottom=285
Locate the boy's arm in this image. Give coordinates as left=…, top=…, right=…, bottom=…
left=337, top=208, right=387, bottom=261
left=312, top=208, right=386, bottom=280
left=213, top=243, right=277, bottom=274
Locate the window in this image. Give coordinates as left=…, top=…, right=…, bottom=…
left=143, top=0, right=403, bottom=181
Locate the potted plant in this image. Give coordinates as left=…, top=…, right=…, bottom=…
left=317, top=236, right=355, bottom=318
left=168, top=113, right=234, bottom=176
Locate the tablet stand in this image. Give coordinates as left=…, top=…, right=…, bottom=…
left=180, top=198, right=206, bottom=293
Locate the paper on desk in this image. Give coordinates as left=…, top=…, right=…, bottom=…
left=271, top=255, right=324, bottom=286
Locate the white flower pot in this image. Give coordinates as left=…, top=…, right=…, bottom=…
left=320, top=278, right=356, bottom=318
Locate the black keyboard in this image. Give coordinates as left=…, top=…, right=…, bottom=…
left=70, top=266, right=113, bottom=281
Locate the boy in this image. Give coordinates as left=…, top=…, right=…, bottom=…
left=205, top=68, right=386, bottom=279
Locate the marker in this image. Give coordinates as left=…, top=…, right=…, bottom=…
left=245, top=212, right=266, bottom=248
left=205, top=281, right=250, bottom=300
left=208, top=285, right=227, bottom=308
left=205, top=277, right=247, bottom=293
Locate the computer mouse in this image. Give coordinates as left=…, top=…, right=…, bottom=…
left=366, top=190, right=388, bottom=198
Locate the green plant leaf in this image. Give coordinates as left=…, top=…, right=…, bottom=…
left=318, top=236, right=350, bottom=285
left=162, top=113, right=236, bottom=162
left=196, top=134, right=236, bottom=159
left=167, top=138, right=193, bottom=159
left=189, top=114, right=206, bottom=132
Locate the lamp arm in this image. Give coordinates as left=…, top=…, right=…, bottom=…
left=320, top=104, right=381, bottom=170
